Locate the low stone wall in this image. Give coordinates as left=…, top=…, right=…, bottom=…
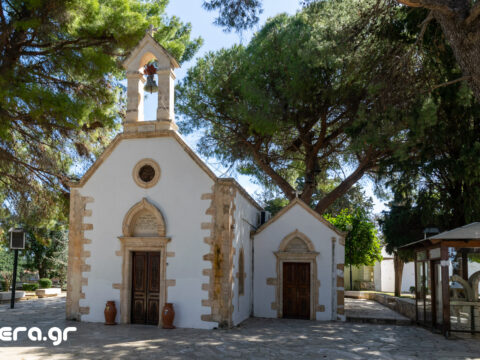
left=450, top=301, right=480, bottom=332
left=345, top=291, right=416, bottom=320
left=35, top=288, right=62, bottom=298
left=0, top=291, right=26, bottom=303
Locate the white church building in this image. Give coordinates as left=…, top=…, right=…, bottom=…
left=66, top=33, right=346, bottom=329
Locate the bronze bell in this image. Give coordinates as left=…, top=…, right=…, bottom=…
left=144, top=74, right=158, bottom=93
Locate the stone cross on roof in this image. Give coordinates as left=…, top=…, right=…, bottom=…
left=146, top=25, right=158, bottom=36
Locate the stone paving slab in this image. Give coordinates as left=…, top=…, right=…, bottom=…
left=345, top=298, right=412, bottom=325
left=1, top=296, right=480, bottom=359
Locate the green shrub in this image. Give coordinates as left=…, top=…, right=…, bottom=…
left=22, top=283, right=39, bottom=291
left=0, top=280, right=6, bottom=291
left=38, top=278, right=52, bottom=289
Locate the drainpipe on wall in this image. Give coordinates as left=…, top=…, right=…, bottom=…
left=331, top=237, right=336, bottom=320
left=251, top=234, right=255, bottom=317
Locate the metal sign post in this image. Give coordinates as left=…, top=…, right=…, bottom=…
left=8, top=228, right=25, bottom=309
left=10, top=249, right=18, bottom=309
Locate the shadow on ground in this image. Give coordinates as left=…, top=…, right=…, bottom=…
left=1, top=296, right=480, bottom=359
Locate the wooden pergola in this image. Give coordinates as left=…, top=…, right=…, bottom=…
left=401, top=223, right=480, bottom=336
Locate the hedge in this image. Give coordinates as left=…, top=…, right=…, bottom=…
left=38, top=278, right=52, bottom=289
left=22, top=283, right=39, bottom=291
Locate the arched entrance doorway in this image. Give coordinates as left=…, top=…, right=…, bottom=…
left=274, top=230, right=319, bottom=320
left=117, top=198, right=170, bottom=325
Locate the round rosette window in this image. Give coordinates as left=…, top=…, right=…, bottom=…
left=133, top=159, right=160, bottom=188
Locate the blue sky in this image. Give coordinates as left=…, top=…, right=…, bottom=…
left=165, top=0, right=301, bottom=79
left=144, top=0, right=387, bottom=213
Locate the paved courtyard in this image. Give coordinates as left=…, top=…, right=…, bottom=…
left=1, top=296, right=480, bottom=359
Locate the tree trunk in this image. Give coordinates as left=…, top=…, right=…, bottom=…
left=314, top=158, right=371, bottom=213
left=393, top=252, right=405, bottom=297
left=433, top=10, right=480, bottom=101
left=397, top=1, right=480, bottom=101
left=3, top=276, right=11, bottom=291
left=350, top=265, right=353, bottom=290
left=38, top=266, right=47, bottom=279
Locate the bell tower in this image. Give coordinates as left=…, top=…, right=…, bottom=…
left=122, top=28, right=180, bottom=133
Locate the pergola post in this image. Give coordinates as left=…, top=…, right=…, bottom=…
left=414, top=254, right=418, bottom=323
left=441, top=245, right=450, bottom=336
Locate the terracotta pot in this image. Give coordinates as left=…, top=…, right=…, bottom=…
left=162, top=303, right=175, bottom=329
left=104, top=301, right=117, bottom=325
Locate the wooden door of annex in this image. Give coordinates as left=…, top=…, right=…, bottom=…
left=131, top=251, right=161, bottom=325
left=283, top=262, right=310, bottom=319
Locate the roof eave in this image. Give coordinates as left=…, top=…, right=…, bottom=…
left=254, top=198, right=346, bottom=238
left=122, top=33, right=180, bottom=70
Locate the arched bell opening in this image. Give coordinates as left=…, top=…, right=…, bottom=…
left=122, top=33, right=179, bottom=124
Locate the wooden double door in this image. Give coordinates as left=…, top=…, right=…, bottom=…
left=131, top=251, right=161, bottom=325
left=283, top=262, right=310, bottom=319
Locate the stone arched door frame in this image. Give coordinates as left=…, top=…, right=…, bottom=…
left=116, top=198, right=173, bottom=326
left=273, top=230, right=319, bottom=320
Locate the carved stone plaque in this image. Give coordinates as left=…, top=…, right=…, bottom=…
left=285, top=238, right=309, bottom=253
left=133, top=211, right=159, bottom=236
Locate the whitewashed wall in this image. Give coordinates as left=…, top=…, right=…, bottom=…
left=77, top=136, right=216, bottom=329
left=334, top=231, right=345, bottom=321
left=379, top=260, right=415, bottom=293
left=374, top=248, right=415, bottom=293
left=231, top=191, right=260, bottom=326
left=468, top=262, right=480, bottom=277
left=253, top=203, right=342, bottom=321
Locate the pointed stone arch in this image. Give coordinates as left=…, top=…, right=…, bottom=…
left=123, top=33, right=179, bottom=73
left=279, top=230, right=316, bottom=253
left=122, top=198, right=166, bottom=237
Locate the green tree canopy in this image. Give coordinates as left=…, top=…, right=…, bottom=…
left=0, top=0, right=202, bottom=200
left=202, top=0, right=262, bottom=31
left=0, top=244, right=22, bottom=289
left=264, top=182, right=373, bottom=217
left=379, top=198, right=425, bottom=261
left=325, top=209, right=382, bottom=267
left=0, top=0, right=203, bottom=285
left=380, top=83, right=480, bottom=229
left=177, top=1, right=421, bottom=214
left=23, top=225, right=68, bottom=281
left=378, top=4, right=480, bottom=229
left=204, top=0, right=480, bottom=102
left=395, top=0, right=480, bottom=101
left=0, top=181, right=69, bottom=282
